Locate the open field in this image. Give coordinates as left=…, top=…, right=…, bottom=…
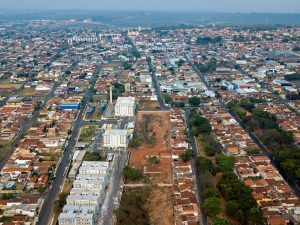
left=138, top=98, right=160, bottom=111
left=129, top=111, right=173, bottom=184
left=103, top=63, right=121, bottom=69
left=116, top=186, right=174, bottom=225
left=0, top=141, right=12, bottom=162
left=0, top=83, right=22, bottom=89
left=78, top=125, right=97, bottom=143
left=19, top=88, right=49, bottom=97
left=146, top=187, right=174, bottom=225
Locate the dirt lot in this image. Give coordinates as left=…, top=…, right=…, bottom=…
left=129, top=111, right=173, bottom=184
left=19, top=88, right=49, bottom=97
left=138, top=98, right=160, bottom=111
left=0, top=83, right=22, bottom=89
left=146, top=187, right=174, bottom=225
left=117, top=186, right=174, bottom=225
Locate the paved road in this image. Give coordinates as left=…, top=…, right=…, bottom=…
left=37, top=64, right=102, bottom=225
left=184, top=110, right=208, bottom=225
left=147, top=58, right=168, bottom=109
left=98, top=151, right=127, bottom=225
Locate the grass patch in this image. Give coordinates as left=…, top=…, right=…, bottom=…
left=116, top=187, right=151, bottom=225
left=78, top=125, right=97, bottom=143
left=83, top=151, right=106, bottom=161
left=0, top=141, right=12, bottom=162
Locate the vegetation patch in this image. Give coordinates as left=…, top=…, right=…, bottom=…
left=123, top=166, right=143, bottom=181
left=116, top=187, right=151, bottom=225
left=227, top=98, right=300, bottom=182
left=78, top=125, right=97, bottom=143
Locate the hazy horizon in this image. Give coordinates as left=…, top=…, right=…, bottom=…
left=1, top=0, right=300, bottom=13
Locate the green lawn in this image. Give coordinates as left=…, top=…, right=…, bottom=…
left=78, top=126, right=97, bottom=143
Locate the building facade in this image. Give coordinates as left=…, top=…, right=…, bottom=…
left=103, top=129, right=128, bottom=148
left=114, top=97, right=136, bottom=117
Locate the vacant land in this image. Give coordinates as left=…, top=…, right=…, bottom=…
left=0, top=83, right=22, bottom=89
left=19, top=88, right=48, bottom=97
left=146, top=187, right=174, bottom=225
left=78, top=125, right=97, bottom=143
left=0, top=141, right=12, bottom=162
left=116, top=186, right=174, bottom=225
left=138, top=99, right=160, bottom=111
left=129, top=111, right=173, bottom=184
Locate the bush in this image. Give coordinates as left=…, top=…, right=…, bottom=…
left=123, top=166, right=142, bottom=181
left=204, top=146, right=216, bottom=156
left=197, top=156, right=216, bottom=175
left=128, top=137, right=141, bottom=148
left=180, top=149, right=194, bottom=162
left=83, top=152, right=102, bottom=161
left=247, top=147, right=260, bottom=155
left=202, top=188, right=220, bottom=199
left=116, top=188, right=150, bottom=225
left=211, top=217, right=230, bottom=225
left=148, top=156, right=160, bottom=165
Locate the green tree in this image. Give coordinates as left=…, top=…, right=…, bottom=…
left=197, top=156, right=216, bottom=175
left=202, top=188, right=220, bottom=199
left=226, top=200, right=239, bottom=216
left=212, top=217, right=230, bottom=225
left=2, top=193, right=13, bottom=200
left=247, top=147, right=260, bottom=155
left=58, top=192, right=68, bottom=208
left=148, top=156, right=160, bottom=165
left=162, top=93, right=173, bottom=104
left=83, top=152, right=101, bottom=161
left=180, top=149, right=194, bottom=162
left=191, top=127, right=200, bottom=136
left=123, top=166, right=142, bottom=181
left=204, top=146, right=216, bottom=156
left=216, top=154, right=235, bottom=173
left=203, top=197, right=221, bottom=218
left=128, top=137, right=141, bottom=148
left=227, top=100, right=237, bottom=109
left=188, top=96, right=201, bottom=107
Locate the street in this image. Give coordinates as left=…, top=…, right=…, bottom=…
left=37, top=64, right=102, bottom=225
left=98, top=151, right=127, bottom=225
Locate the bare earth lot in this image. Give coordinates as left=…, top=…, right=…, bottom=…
left=129, top=111, right=173, bottom=184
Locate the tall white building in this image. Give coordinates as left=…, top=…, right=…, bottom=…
left=114, top=97, right=136, bottom=117
left=103, top=129, right=128, bottom=148
left=58, top=161, right=110, bottom=225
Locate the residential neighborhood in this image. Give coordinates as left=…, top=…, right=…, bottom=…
left=1, top=10, right=300, bottom=225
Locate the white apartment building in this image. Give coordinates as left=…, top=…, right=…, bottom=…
left=103, top=129, right=128, bottom=148
left=59, top=205, right=97, bottom=225
left=79, top=161, right=110, bottom=176
left=114, top=96, right=136, bottom=117
left=58, top=161, right=110, bottom=225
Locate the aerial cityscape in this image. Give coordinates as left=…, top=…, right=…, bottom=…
left=0, top=1, right=300, bottom=225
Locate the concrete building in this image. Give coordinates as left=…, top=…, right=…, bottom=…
left=58, top=161, right=110, bottom=225
left=60, top=102, right=81, bottom=110
left=114, top=97, right=136, bottom=117
left=103, top=129, right=128, bottom=148
left=58, top=205, right=97, bottom=225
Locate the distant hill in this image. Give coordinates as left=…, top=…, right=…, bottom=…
left=0, top=10, right=300, bottom=27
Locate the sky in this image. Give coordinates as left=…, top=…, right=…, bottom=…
left=1, top=0, right=300, bottom=13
